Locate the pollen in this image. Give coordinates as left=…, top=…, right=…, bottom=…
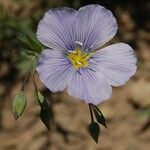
left=67, top=48, right=94, bottom=69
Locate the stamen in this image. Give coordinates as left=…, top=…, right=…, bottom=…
left=67, top=47, right=95, bottom=69
left=76, top=61, right=82, bottom=65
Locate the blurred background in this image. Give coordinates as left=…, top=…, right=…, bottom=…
left=0, top=0, right=150, bottom=150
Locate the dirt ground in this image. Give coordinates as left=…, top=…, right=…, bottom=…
left=0, top=0, right=150, bottom=150
left=0, top=68, right=150, bottom=150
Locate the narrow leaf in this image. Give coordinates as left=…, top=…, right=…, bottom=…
left=25, top=50, right=38, bottom=57
left=26, top=35, right=42, bottom=53
left=93, top=105, right=107, bottom=128
left=18, top=34, right=43, bottom=55
left=12, top=91, right=27, bottom=120
left=93, top=108, right=107, bottom=128
left=88, top=122, right=100, bottom=143
left=18, top=37, right=33, bottom=51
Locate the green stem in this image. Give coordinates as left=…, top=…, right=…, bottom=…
left=32, top=72, right=39, bottom=97
left=21, top=71, right=30, bottom=91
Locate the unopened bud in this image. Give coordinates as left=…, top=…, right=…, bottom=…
left=12, top=91, right=27, bottom=120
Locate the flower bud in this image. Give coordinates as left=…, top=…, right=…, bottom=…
left=12, top=91, right=27, bottom=120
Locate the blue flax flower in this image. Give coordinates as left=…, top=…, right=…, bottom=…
left=36, top=5, right=137, bottom=105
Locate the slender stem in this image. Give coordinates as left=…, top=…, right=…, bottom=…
left=32, top=73, right=38, bottom=94
left=89, top=104, right=94, bottom=122
left=21, top=71, right=30, bottom=91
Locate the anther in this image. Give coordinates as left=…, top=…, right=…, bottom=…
left=68, top=50, right=77, bottom=54
left=75, top=41, right=83, bottom=47
left=76, top=61, right=82, bottom=65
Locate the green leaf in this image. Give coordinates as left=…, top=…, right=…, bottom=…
left=93, top=105, right=107, bottom=128
left=18, top=37, right=33, bottom=51
left=25, top=50, right=38, bottom=57
left=18, top=34, right=43, bottom=55
left=16, top=51, right=31, bottom=75
left=12, top=91, right=27, bottom=120
left=26, top=35, right=42, bottom=53
left=88, top=122, right=100, bottom=143
left=40, top=100, right=51, bottom=130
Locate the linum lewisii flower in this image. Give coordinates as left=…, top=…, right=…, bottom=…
left=36, top=5, right=137, bottom=105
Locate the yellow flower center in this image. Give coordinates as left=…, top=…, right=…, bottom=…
left=67, top=48, right=94, bottom=69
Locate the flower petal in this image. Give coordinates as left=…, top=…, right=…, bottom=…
left=36, top=49, right=74, bottom=92
left=37, top=8, right=77, bottom=51
left=75, top=4, right=118, bottom=50
left=91, top=43, right=137, bottom=86
left=67, top=69, right=112, bottom=105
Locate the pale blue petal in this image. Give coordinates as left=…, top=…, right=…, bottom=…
left=36, top=49, right=74, bottom=92
left=37, top=8, right=77, bottom=51
left=67, top=69, right=112, bottom=105
left=90, top=43, right=137, bottom=86
left=75, top=4, right=118, bottom=50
